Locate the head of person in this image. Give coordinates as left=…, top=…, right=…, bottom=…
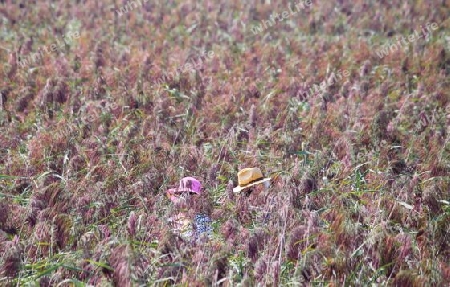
left=166, top=177, right=203, bottom=205
left=233, top=167, right=271, bottom=196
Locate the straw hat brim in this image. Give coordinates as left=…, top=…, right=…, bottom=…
left=233, top=177, right=271, bottom=193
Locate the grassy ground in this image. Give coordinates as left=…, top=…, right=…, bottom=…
left=0, top=0, right=449, bottom=286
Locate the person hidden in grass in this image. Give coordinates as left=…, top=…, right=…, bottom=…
left=166, top=177, right=212, bottom=241
left=233, top=168, right=272, bottom=223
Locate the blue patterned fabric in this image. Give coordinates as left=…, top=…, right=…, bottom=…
left=194, top=213, right=212, bottom=239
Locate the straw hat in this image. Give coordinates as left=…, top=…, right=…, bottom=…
left=166, top=177, right=202, bottom=202
left=233, top=168, right=271, bottom=193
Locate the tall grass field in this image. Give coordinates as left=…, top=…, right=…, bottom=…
left=0, top=0, right=449, bottom=286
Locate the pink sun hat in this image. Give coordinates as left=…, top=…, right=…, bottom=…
left=177, top=177, right=202, bottom=194
left=166, top=177, right=203, bottom=202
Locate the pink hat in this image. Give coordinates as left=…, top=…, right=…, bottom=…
left=177, top=177, right=202, bottom=194
left=166, top=177, right=202, bottom=203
